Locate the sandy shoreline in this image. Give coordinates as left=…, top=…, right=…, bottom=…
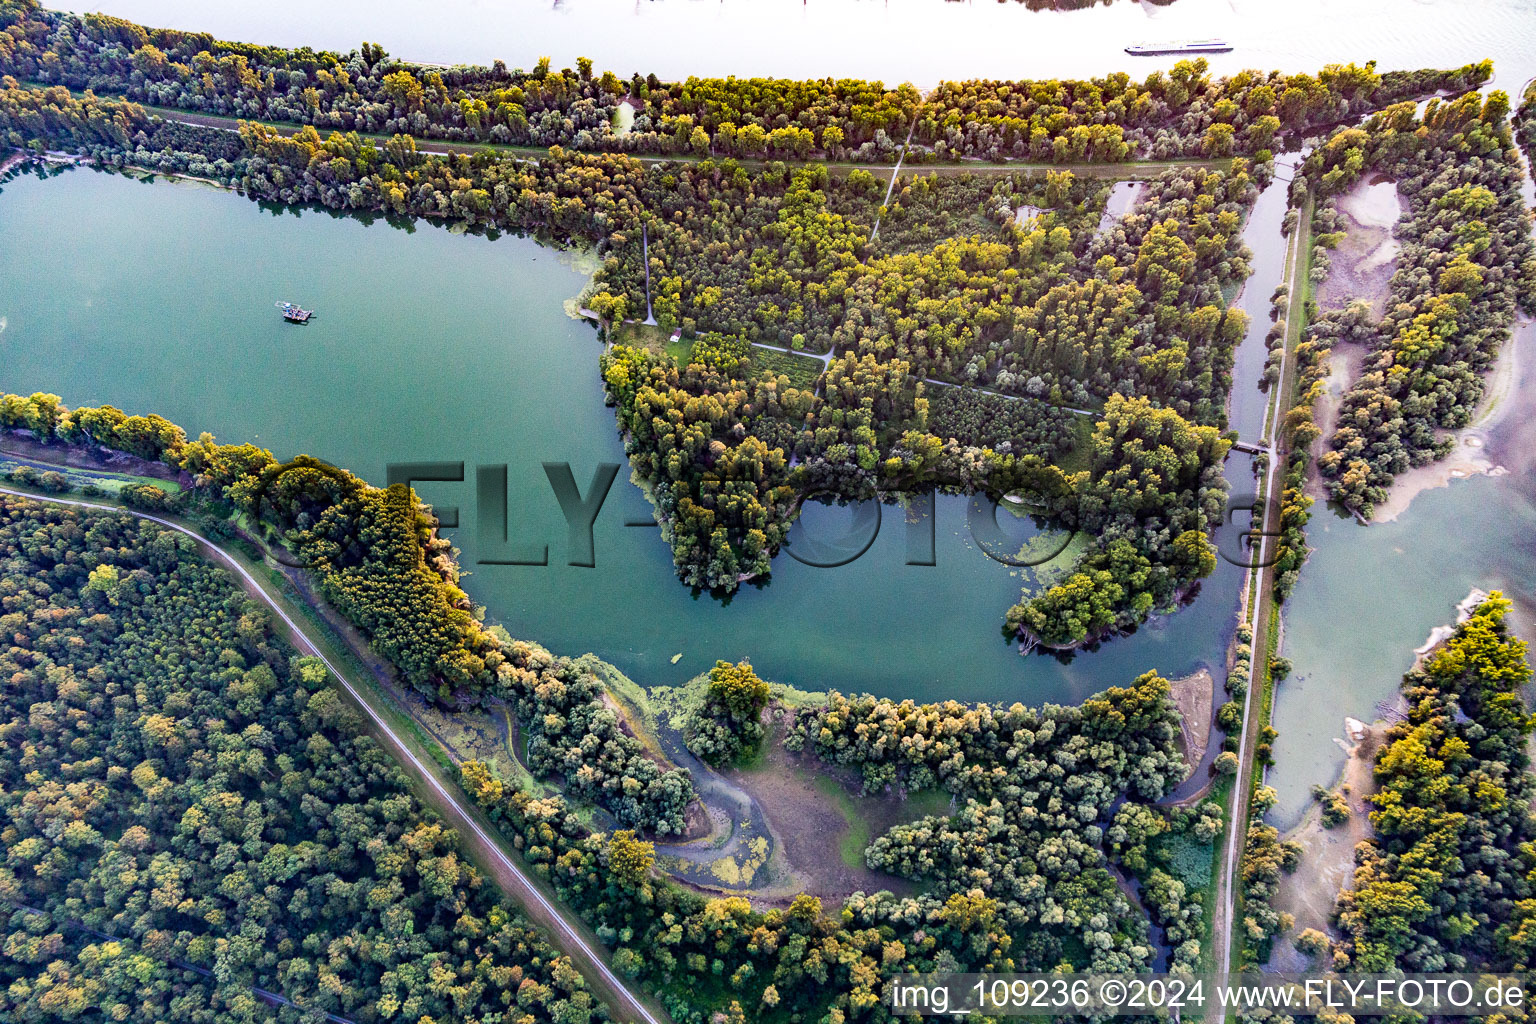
left=1370, top=323, right=1520, bottom=523
left=1304, top=344, right=1365, bottom=501
left=1269, top=714, right=1383, bottom=965
left=1168, top=667, right=1214, bottom=776
left=1310, top=174, right=1527, bottom=524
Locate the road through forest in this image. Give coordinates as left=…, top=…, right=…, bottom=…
left=0, top=483, right=672, bottom=1024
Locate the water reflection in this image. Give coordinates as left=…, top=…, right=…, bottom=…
left=0, top=169, right=1248, bottom=705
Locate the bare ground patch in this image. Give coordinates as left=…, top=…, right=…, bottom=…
left=725, top=710, right=953, bottom=905
left=1169, top=668, right=1214, bottom=778
left=1317, top=178, right=1403, bottom=318
left=0, top=431, right=187, bottom=484
left=1305, top=344, right=1367, bottom=501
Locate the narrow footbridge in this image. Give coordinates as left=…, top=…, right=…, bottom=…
left=1229, top=438, right=1267, bottom=456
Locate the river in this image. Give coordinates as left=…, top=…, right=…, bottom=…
left=64, top=0, right=1536, bottom=92
left=0, top=167, right=1250, bottom=703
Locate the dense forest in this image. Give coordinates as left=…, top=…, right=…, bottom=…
left=924, top=386, right=1079, bottom=462
left=0, top=392, right=698, bottom=837
left=915, top=61, right=1487, bottom=163
left=787, top=677, right=1218, bottom=973
left=0, top=66, right=1249, bottom=640
left=0, top=8, right=1505, bottom=635
left=598, top=156, right=1249, bottom=639
left=0, top=494, right=611, bottom=1023
left=1333, top=594, right=1536, bottom=973
left=0, top=0, right=629, bottom=148
left=1299, top=94, right=1536, bottom=517
left=0, top=397, right=1215, bottom=1021
left=458, top=670, right=1195, bottom=1022
left=603, top=336, right=1229, bottom=642
left=0, top=2, right=1489, bottom=163
left=5, top=2, right=1535, bottom=1016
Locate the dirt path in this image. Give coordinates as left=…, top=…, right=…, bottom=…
left=0, top=482, right=673, bottom=1024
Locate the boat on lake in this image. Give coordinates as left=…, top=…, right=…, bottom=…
left=278, top=301, right=313, bottom=323
left=1125, top=39, right=1233, bottom=56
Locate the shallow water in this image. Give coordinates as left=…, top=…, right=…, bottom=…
left=1268, top=320, right=1536, bottom=825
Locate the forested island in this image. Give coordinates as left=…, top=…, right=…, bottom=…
left=1327, top=594, right=1534, bottom=973
left=1301, top=95, right=1536, bottom=518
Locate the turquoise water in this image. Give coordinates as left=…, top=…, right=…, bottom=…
left=1268, top=321, right=1536, bottom=825
left=0, top=167, right=1249, bottom=702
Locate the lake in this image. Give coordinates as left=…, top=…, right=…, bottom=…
left=8, top=0, right=1536, bottom=775
left=0, top=167, right=1251, bottom=703
left=1268, top=320, right=1536, bottom=825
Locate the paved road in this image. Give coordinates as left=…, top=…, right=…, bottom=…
left=1205, top=178, right=1308, bottom=997
left=0, top=485, right=670, bottom=1024
left=870, top=117, right=918, bottom=241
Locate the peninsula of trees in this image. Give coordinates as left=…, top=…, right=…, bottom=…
left=1333, top=594, right=1534, bottom=973
left=0, top=400, right=1209, bottom=1023
left=0, top=2, right=1510, bottom=642
left=1300, top=94, right=1536, bottom=517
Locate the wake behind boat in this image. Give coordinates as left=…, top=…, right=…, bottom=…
left=1125, top=39, right=1232, bottom=56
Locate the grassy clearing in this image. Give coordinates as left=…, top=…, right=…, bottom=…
left=811, top=776, right=952, bottom=869
left=813, top=776, right=874, bottom=869
left=0, top=455, right=182, bottom=497
left=1054, top=412, right=1099, bottom=475
left=751, top=346, right=825, bottom=389
left=608, top=320, right=671, bottom=348
left=608, top=321, right=696, bottom=366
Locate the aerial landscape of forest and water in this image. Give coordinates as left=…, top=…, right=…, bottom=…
left=1, top=0, right=1535, bottom=1021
